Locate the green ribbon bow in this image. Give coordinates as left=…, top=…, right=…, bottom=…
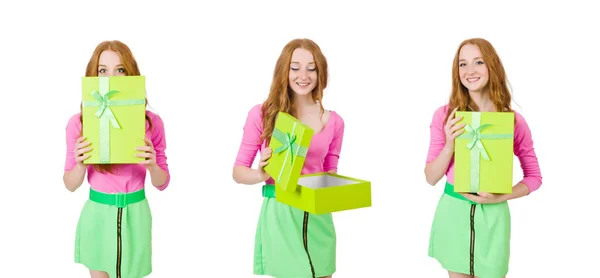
left=90, top=89, right=122, bottom=128
left=464, top=123, right=493, bottom=160
left=272, top=122, right=308, bottom=183
left=457, top=112, right=513, bottom=192
left=274, top=131, right=298, bottom=163
left=82, top=77, right=146, bottom=163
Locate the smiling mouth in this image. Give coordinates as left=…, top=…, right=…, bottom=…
left=467, top=77, right=480, bottom=83
left=296, top=82, right=310, bottom=87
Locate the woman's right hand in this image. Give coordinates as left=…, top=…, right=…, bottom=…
left=444, top=107, right=466, bottom=151
left=257, top=147, right=272, bottom=182
left=74, top=136, right=92, bottom=168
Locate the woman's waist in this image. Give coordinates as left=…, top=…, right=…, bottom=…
left=88, top=187, right=146, bottom=208
left=88, top=178, right=146, bottom=194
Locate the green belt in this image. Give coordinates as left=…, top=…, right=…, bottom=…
left=89, top=188, right=146, bottom=208
left=444, top=182, right=476, bottom=204
left=262, top=185, right=275, bottom=198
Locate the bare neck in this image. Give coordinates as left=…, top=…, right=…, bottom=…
left=292, top=94, right=319, bottom=114
left=468, top=89, right=495, bottom=112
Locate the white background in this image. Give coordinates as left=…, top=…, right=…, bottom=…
left=0, top=0, right=598, bottom=277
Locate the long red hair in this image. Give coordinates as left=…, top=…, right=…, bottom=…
left=80, top=40, right=152, bottom=173
left=260, top=38, right=328, bottom=142
left=444, top=38, right=513, bottom=123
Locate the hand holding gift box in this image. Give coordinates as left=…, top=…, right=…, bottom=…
left=264, top=112, right=372, bottom=214
left=81, top=76, right=147, bottom=164
left=453, top=111, right=514, bottom=194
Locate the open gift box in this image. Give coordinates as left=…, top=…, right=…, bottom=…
left=264, top=112, right=372, bottom=214
left=453, top=111, right=514, bottom=194
left=274, top=172, right=371, bottom=214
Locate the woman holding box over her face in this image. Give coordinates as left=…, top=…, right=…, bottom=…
left=232, top=38, right=344, bottom=278
left=63, top=40, right=170, bottom=278
left=425, top=38, right=542, bottom=278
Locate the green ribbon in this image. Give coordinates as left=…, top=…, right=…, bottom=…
left=272, top=122, right=308, bottom=182
left=457, top=112, right=513, bottom=192
left=81, top=77, right=146, bottom=163
left=464, top=123, right=493, bottom=160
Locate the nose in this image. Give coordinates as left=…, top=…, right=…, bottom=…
left=466, top=64, right=476, bottom=74
left=298, top=69, right=308, bottom=80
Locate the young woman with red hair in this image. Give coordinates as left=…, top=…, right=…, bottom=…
left=63, top=40, right=170, bottom=278
left=425, top=38, right=543, bottom=278
left=233, top=38, right=344, bottom=278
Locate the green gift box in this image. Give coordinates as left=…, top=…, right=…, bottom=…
left=264, top=112, right=372, bottom=214
left=264, top=112, right=313, bottom=192
left=454, top=111, right=514, bottom=194
left=81, top=76, right=147, bottom=164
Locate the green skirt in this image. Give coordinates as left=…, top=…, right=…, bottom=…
left=254, top=185, right=336, bottom=278
left=75, top=188, right=152, bottom=278
left=429, top=182, right=511, bottom=278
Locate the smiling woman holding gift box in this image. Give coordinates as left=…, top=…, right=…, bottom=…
left=425, top=38, right=542, bottom=278
left=233, top=38, right=344, bottom=278
left=63, top=40, right=170, bottom=278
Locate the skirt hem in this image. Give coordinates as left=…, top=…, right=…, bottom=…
left=253, top=270, right=336, bottom=278
left=74, top=261, right=152, bottom=278
left=430, top=254, right=508, bottom=277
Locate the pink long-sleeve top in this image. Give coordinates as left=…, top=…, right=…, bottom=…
left=234, top=104, right=345, bottom=182
left=64, top=110, right=170, bottom=193
left=426, top=104, right=542, bottom=193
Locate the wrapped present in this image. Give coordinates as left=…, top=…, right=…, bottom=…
left=264, top=112, right=313, bottom=192
left=81, top=76, right=147, bottom=164
left=264, top=112, right=372, bottom=214
left=454, top=111, right=514, bottom=193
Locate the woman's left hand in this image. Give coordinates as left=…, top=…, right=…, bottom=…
left=136, top=137, right=158, bottom=170
left=460, top=192, right=507, bottom=204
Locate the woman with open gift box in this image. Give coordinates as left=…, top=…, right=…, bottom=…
left=233, top=38, right=344, bottom=278
left=425, top=38, right=542, bottom=278
left=63, top=40, right=170, bottom=278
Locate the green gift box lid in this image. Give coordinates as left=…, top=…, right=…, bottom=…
left=263, top=112, right=314, bottom=192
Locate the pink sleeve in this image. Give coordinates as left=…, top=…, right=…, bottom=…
left=234, top=105, right=263, bottom=168
left=149, top=113, right=170, bottom=191
left=64, top=114, right=82, bottom=172
left=513, top=113, right=542, bottom=193
left=323, top=112, right=345, bottom=172
left=426, top=106, right=448, bottom=164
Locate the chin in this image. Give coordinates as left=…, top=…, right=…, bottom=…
left=463, top=84, right=482, bottom=92
left=292, top=87, right=314, bottom=96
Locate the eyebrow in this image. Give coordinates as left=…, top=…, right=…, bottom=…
left=98, top=64, right=125, bottom=67
left=458, top=57, right=483, bottom=62
left=290, top=61, right=315, bottom=64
